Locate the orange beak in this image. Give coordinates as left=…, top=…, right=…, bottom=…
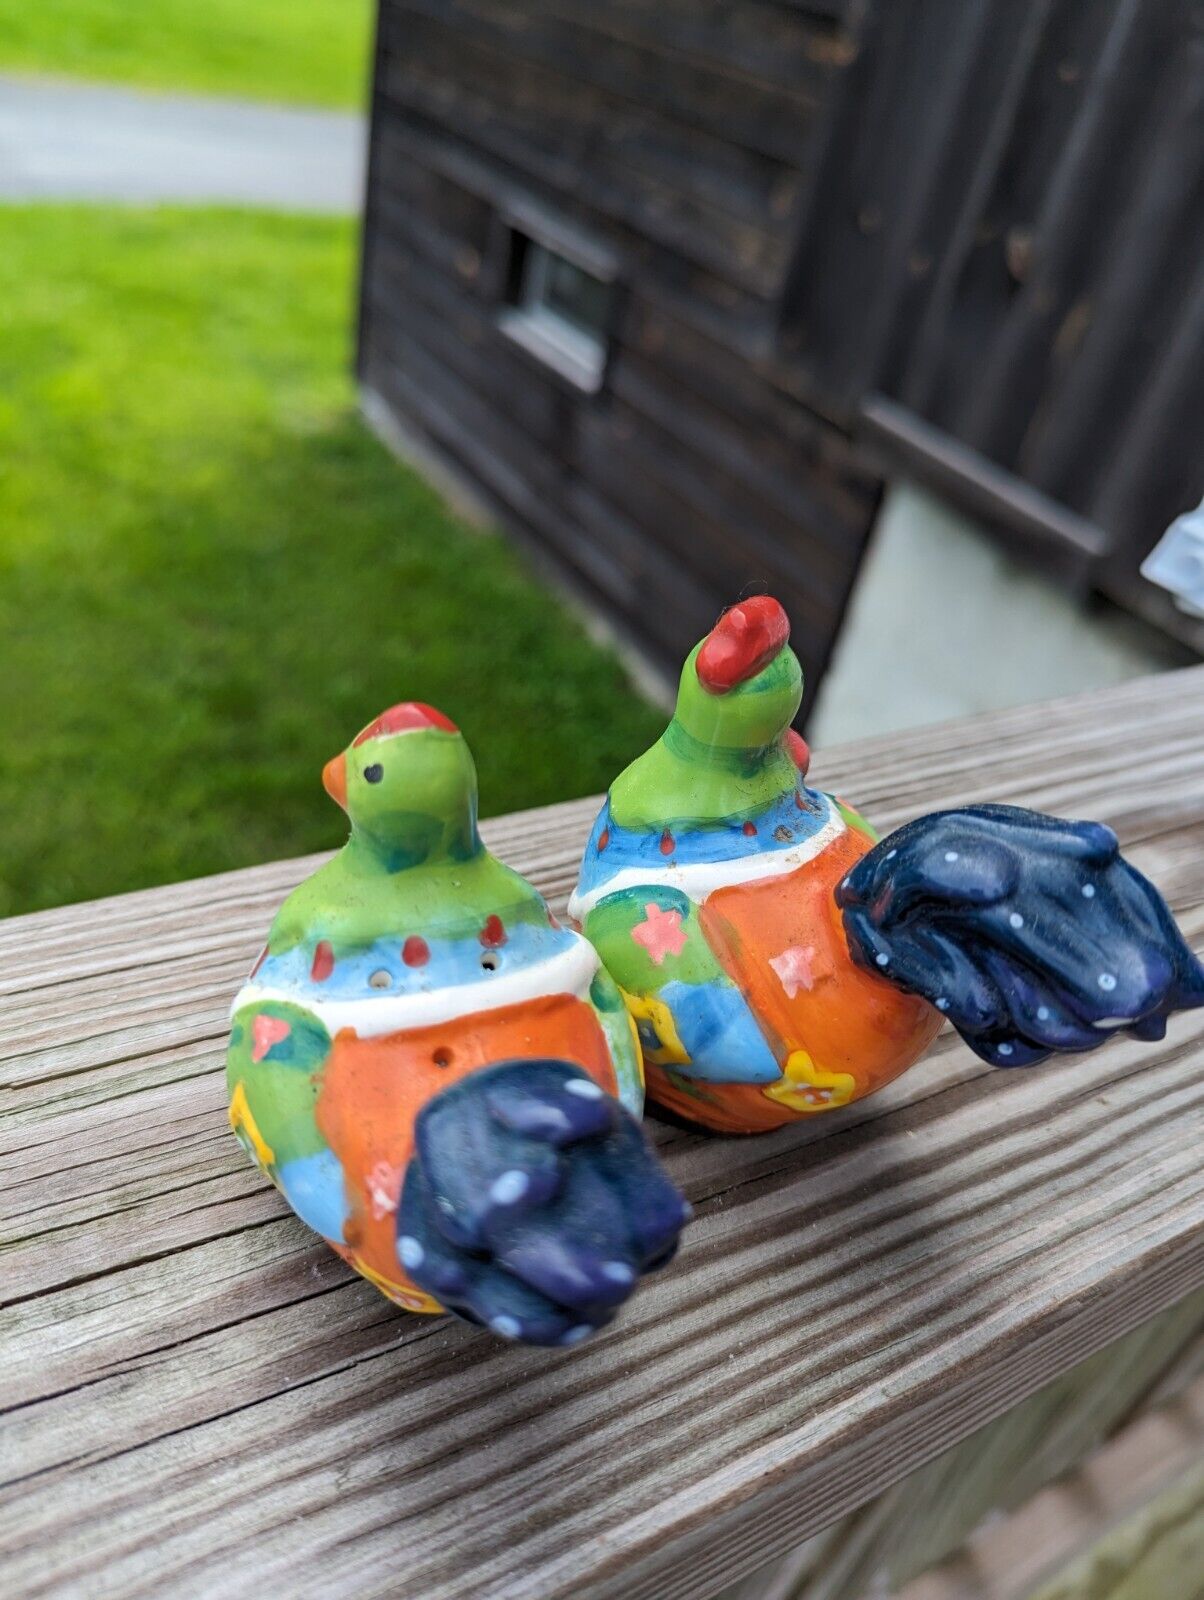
left=322, top=751, right=348, bottom=810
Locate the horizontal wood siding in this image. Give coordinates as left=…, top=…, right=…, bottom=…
left=359, top=0, right=878, bottom=711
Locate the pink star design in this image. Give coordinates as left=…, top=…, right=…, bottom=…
left=770, top=945, right=818, bottom=999
left=251, top=1013, right=291, bottom=1062
left=366, top=1160, right=401, bottom=1221
left=631, top=902, right=687, bottom=966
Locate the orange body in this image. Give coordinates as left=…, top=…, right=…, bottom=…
left=646, top=829, right=943, bottom=1133
left=314, top=993, right=618, bottom=1306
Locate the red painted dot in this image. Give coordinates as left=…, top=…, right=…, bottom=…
left=402, top=936, right=430, bottom=967
left=785, top=728, right=811, bottom=776
left=659, top=829, right=675, bottom=856
left=598, top=827, right=610, bottom=852
left=480, top=914, right=507, bottom=948
left=311, top=940, right=334, bottom=982
left=742, top=821, right=757, bottom=837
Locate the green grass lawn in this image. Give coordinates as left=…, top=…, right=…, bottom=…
left=0, top=0, right=372, bottom=108
left=0, top=206, right=663, bottom=918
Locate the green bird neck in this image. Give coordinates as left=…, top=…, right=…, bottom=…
left=270, top=841, right=546, bottom=955
left=609, top=642, right=804, bottom=830
left=268, top=716, right=550, bottom=954
left=348, top=795, right=479, bottom=874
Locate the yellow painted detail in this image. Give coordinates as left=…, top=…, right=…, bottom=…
left=229, top=1080, right=275, bottom=1167
left=626, top=1007, right=647, bottom=1087
left=763, top=1049, right=856, bottom=1114
left=620, top=987, right=690, bottom=1067
left=356, top=1256, right=442, bottom=1314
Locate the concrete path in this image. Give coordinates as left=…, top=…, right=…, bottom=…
left=0, top=75, right=364, bottom=211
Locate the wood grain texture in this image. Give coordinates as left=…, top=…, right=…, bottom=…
left=358, top=0, right=879, bottom=709
left=779, top=0, right=1204, bottom=646
left=894, top=1343, right=1204, bottom=1600
left=716, top=1292, right=1204, bottom=1599
left=3, top=669, right=1204, bottom=1599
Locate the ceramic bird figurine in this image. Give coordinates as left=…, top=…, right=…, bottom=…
left=570, top=597, right=1204, bottom=1133
left=227, top=702, right=686, bottom=1346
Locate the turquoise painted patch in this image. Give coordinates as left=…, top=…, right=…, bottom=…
left=278, top=1149, right=349, bottom=1243
left=660, top=981, right=781, bottom=1084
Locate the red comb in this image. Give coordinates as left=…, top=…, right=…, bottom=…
left=696, top=597, right=790, bottom=693
left=352, top=702, right=458, bottom=746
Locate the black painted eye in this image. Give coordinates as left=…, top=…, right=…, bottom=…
left=363, top=763, right=384, bottom=783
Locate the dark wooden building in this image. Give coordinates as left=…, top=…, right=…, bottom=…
left=357, top=0, right=1204, bottom=716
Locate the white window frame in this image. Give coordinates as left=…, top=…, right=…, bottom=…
left=499, top=240, right=611, bottom=394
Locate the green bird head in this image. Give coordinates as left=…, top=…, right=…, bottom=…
left=610, top=597, right=808, bottom=829
left=678, top=595, right=802, bottom=751
left=322, top=702, right=480, bottom=869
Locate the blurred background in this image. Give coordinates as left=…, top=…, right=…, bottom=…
left=3, top=1, right=1203, bottom=925
left=1, top=5, right=1202, bottom=1590
left=0, top=0, right=665, bottom=921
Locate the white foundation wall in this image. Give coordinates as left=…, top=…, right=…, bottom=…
left=811, top=482, right=1186, bottom=746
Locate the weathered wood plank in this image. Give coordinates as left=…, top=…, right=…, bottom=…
left=891, top=1345, right=1204, bottom=1600
left=717, top=1292, right=1204, bottom=1598
left=363, top=109, right=777, bottom=355
left=356, top=169, right=874, bottom=695
left=2, top=670, right=1204, bottom=1598
left=534, top=0, right=845, bottom=102
left=377, top=12, right=793, bottom=296
left=382, top=0, right=825, bottom=170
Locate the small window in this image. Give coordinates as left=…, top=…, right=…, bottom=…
left=499, top=236, right=613, bottom=393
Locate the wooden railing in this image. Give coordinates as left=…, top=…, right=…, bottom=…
left=3, top=667, right=1204, bottom=1599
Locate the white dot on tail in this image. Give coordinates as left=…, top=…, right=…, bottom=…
left=886, top=849, right=897, bottom=860
left=561, top=1325, right=593, bottom=1346
left=1009, top=912, right=1024, bottom=929
left=1038, top=1006, right=1051, bottom=1021
left=565, top=1078, right=604, bottom=1099
left=945, top=850, right=959, bottom=863
left=876, top=952, right=889, bottom=966
left=602, top=1261, right=635, bottom=1285
left=1082, top=883, right=1096, bottom=898
left=1098, top=973, right=1117, bottom=992
left=398, top=1236, right=424, bottom=1270
left=936, top=997, right=949, bottom=1011
left=490, top=1315, right=522, bottom=1340
left=490, top=1169, right=530, bottom=1205
left=998, top=1043, right=1013, bottom=1057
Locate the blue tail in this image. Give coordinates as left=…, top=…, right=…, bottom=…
left=837, top=805, right=1204, bottom=1067
left=397, top=1059, right=689, bottom=1347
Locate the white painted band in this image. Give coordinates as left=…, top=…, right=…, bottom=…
left=567, top=811, right=847, bottom=920
left=232, top=936, right=601, bottom=1039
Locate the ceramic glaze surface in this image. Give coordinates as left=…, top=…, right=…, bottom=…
left=227, top=703, right=683, bottom=1345
left=839, top=804, right=1204, bottom=1066
left=572, top=598, right=1204, bottom=1133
